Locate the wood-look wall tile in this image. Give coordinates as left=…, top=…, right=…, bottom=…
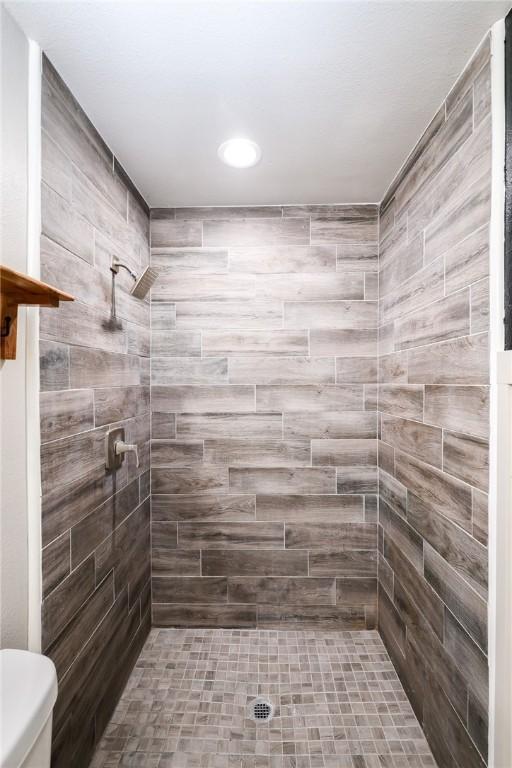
left=378, top=440, right=395, bottom=475
left=378, top=352, right=408, bottom=384
left=42, top=130, right=72, bottom=201
left=380, top=256, right=444, bottom=324
left=395, top=290, right=470, bottom=351
left=42, top=183, right=94, bottom=263
left=309, top=207, right=378, bottom=244
left=379, top=468, right=406, bottom=517
left=336, top=242, right=378, bottom=272
left=381, top=414, right=442, bottom=468
left=153, top=577, right=227, bottom=604
left=203, top=330, right=309, bottom=357
left=42, top=531, right=71, bottom=598
left=152, top=549, right=200, bottom=577
left=444, top=610, right=488, bottom=712
left=443, top=430, right=488, bottom=492
left=151, top=301, right=176, bottom=330
left=444, top=225, right=488, bottom=295
left=228, top=245, right=336, bottom=273
left=470, top=278, right=489, bottom=335
left=176, top=300, right=283, bottom=329
left=336, top=466, right=378, bottom=494
left=94, top=386, right=149, bottom=426
left=151, top=412, right=176, bottom=439
left=424, top=385, right=489, bottom=438
left=202, top=550, right=308, bottom=576
left=379, top=499, right=423, bottom=572
left=256, top=493, right=363, bottom=523
left=227, top=577, right=335, bottom=605
left=229, top=356, right=335, bottom=385
left=283, top=411, right=376, bottom=439
left=151, top=217, right=202, bottom=248
left=311, top=438, right=377, bottom=467
left=407, top=332, right=488, bottom=385
left=40, top=389, right=94, bottom=443
left=257, top=604, right=367, bottom=630
left=40, top=340, right=70, bottom=392
left=285, top=523, right=376, bottom=550
left=151, top=440, right=204, bottom=467
left=256, top=384, right=362, bottom=412
left=151, top=357, right=227, bottom=385
left=152, top=385, right=254, bottom=413
left=309, top=550, right=377, bottom=577
left=203, top=217, right=309, bottom=246
left=284, top=301, right=377, bottom=330
left=152, top=274, right=255, bottom=302
left=424, top=185, right=490, bottom=266
left=46, top=572, right=114, bottom=681
left=364, top=272, right=379, bottom=301
left=424, top=543, right=487, bottom=651
left=175, top=206, right=283, bottom=220
left=336, top=577, right=377, bottom=606
left=151, top=247, right=228, bottom=273
left=42, top=556, right=95, bottom=650
left=178, top=522, right=284, bottom=549
left=379, top=234, right=424, bottom=299
left=152, top=603, right=257, bottom=629
left=41, top=427, right=106, bottom=494
left=335, top=357, right=377, bottom=383
left=176, top=412, right=281, bottom=438
left=69, top=348, right=140, bottom=389
left=309, top=329, right=377, bottom=357
left=151, top=330, right=201, bottom=357
left=152, top=493, right=255, bottom=522
left=472, top=489, right=488, bottom=546
left=40, top=300, right=126, bottom=355
left=395, top=451, right=472, bottom=531
left=70, top=478, right=140, bottom=568
left=377, top=384, right=423, bottom=420
left=407, top=492, right=487, bottom=597
left=152, top=467, right=229, bottom=495
left=229, top=467, right=336, bottom=495
left=204, top=439, right=310, bottom=466
left=256, top=273, right=364, bottom=301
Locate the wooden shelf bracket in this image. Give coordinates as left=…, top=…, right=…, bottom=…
left=0, top=265, right=74, bottom=360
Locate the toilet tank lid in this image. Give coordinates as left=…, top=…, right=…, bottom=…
left=1, top=649, right=57, bottom=767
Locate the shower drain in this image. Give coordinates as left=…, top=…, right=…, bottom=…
left=249, top=697, right=274, bottom=723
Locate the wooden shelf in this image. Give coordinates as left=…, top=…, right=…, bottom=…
left=1, top=265, right=74, bottom=359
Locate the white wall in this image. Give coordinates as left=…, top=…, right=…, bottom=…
left=0, top=4, right=40, bottom=650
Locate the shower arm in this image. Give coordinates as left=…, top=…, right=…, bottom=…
left=110, top=257, right=137, bottom=281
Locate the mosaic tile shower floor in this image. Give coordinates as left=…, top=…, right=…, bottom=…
left=91, top=629, right=436, bottom=768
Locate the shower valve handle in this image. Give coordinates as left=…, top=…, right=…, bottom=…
left=114, top=439, right=140, bottom=468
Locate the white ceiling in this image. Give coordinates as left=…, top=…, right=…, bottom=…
left=7, top=0, right=512, bottom=207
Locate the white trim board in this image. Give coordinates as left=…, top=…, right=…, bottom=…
left=488, top=18, right=512, bottom=768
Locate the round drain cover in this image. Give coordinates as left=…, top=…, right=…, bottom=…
left=249, top=697, right=274, bottom=723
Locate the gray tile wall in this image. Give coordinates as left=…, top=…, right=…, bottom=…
left=149, top=204, right=379, bottom=630
left=377, top=35, right=491, bottom=768
left=40, top=56, right=151, bottom=767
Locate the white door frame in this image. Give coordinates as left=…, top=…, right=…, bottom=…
left=488, top=19, right=512, bottom=768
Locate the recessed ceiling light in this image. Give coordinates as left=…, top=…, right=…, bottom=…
left=218, top=138, right=261, bottom=169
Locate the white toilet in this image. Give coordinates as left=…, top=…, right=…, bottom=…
left=0, top=649, right=57, bottom=768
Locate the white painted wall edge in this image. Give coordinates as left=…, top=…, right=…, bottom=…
left=488, top=17, right=512, bottom=768
left=26, top=37, right=42, bottom=652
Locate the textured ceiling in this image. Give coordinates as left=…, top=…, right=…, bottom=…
left=7, top=0, right=512, bottom=206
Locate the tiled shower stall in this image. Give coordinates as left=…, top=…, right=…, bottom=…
left=38, top=32, right=491, bottom=768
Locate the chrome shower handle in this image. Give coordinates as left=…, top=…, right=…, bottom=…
left=114, top=439, right=140, bottom=468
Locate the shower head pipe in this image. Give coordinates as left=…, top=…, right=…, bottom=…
left=110, top=257, right=158, bottom=299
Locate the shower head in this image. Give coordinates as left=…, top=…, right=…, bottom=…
left=130, top=266, right=158, bottom=299
left=111, top=258, right=158, bottom=300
